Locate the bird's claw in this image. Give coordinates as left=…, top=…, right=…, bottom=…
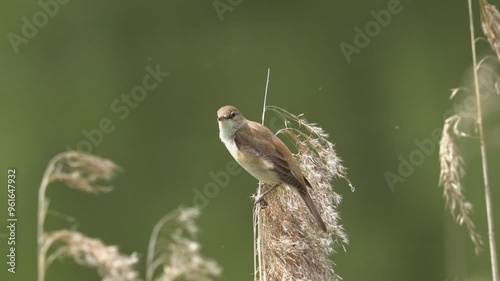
left=254, top=195, right=269, bottom=208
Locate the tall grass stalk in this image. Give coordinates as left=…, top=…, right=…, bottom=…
left=37, top=153, right=65, bottom=281
left=253, top=67, right=271, bottom=281
left=467, top=0, right=499, bottom=280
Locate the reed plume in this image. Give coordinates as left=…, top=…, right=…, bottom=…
left=439, top=114, right=483, bottom=254
left=37, top=152, right=221, bottom=281
left=43, top=230, right=141, bottom=281
left=145, top=206, right=221, bottom=281
left=438, top=1, right=500, bottom=280
left=37, top=151, right=122, bottom=281
left=480, top=0, right=500, bottom=62
left=254, top=103, right=352, bottom=280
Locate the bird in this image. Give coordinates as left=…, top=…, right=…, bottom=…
left=217, top=105, right=327, bottom=232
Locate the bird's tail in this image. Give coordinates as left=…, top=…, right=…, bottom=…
left=299, top=189, right=327, bottom=232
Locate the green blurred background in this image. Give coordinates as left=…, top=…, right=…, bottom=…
left=1, top=0, right=499, bottom=280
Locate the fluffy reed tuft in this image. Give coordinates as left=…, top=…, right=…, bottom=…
left=49, top=151, right=121, bottom=194
left=38, top=152, right=221, bottom=281
left=146, top=206, right=222, bottom=281
left=480, top=0, right=500, bottom=62
left=38, top=152, right=124, bottom=281
left=254, top=106, right=352, bottom=281
left=439, top=114, right=483, bottom=254
left=44, top=230, right=141, bottom=281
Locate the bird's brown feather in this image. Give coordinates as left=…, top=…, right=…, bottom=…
left=234, top=121, right=327, bottom=232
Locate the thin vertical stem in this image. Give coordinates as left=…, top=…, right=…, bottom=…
left=254, top=68, right=271, bottom=281
left=253, top=204, right=258, bottom=280
left=467, top=1, right=499, bottom=280
left=254, top=188, right=265, bottom=281
left=37, top=153, right=65, bottom=281
left=37, top=172, right=50, bottom=281
left=145, top=211, right=178, bottom=281
left=262, top=68, right=271, bottom=124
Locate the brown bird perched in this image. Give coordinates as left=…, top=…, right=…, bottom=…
left=217, top=105, right=327, bottom=232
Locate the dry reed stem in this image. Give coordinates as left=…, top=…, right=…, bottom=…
left=254, top=68, right=271, bottom=281
left=468, top=1, right=499, bottom=279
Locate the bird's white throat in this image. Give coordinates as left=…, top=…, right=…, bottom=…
left=218, top=119, right=246, bottom=143
left=218, top=119, right=247, bottom=163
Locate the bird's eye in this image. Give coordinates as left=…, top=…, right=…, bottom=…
left=230, top=111, right=236, bottom=118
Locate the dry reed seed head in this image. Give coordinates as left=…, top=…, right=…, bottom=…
left=50, top=151, right=120, bottom=194
left=439, top=115, right=483, bottom=254
left=159, top=244, right=221, bottom=281
left=175, top=207, right=200, bottom=236
left=149, top=207, right=221, bottom=281
left=257, top=106, right=350, bottom=281
left=259, top=187, right=341, bottom=281
left=480, top=0, right=500, bottom=62
left=269, top=106, right=350, bottom=184
left=439, top=116, right=466, bottom=190
left=45, top=230, right=141, bottom=281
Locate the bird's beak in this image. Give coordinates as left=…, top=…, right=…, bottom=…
left=217, top=116, right=224, bottom=121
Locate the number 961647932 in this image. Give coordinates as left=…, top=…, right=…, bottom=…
left=7, top=169, right=16, bottom=218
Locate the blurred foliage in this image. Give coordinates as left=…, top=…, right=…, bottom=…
left=0, top=0, right=499, bottom=281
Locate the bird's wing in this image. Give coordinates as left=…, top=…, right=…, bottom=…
left=237, top=122, right=326, bottom=232
left=235, top=121, right=306, bottom=189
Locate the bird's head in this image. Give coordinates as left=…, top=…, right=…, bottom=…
left=217, top=105, right=246, bottom=124
left=217, top=105, right=247, bottom=139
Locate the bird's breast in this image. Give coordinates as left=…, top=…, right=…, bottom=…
left=219, top=135, right=236, bottom=157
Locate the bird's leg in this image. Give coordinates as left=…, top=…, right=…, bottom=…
left=255, top=183, right=281, bottom=206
